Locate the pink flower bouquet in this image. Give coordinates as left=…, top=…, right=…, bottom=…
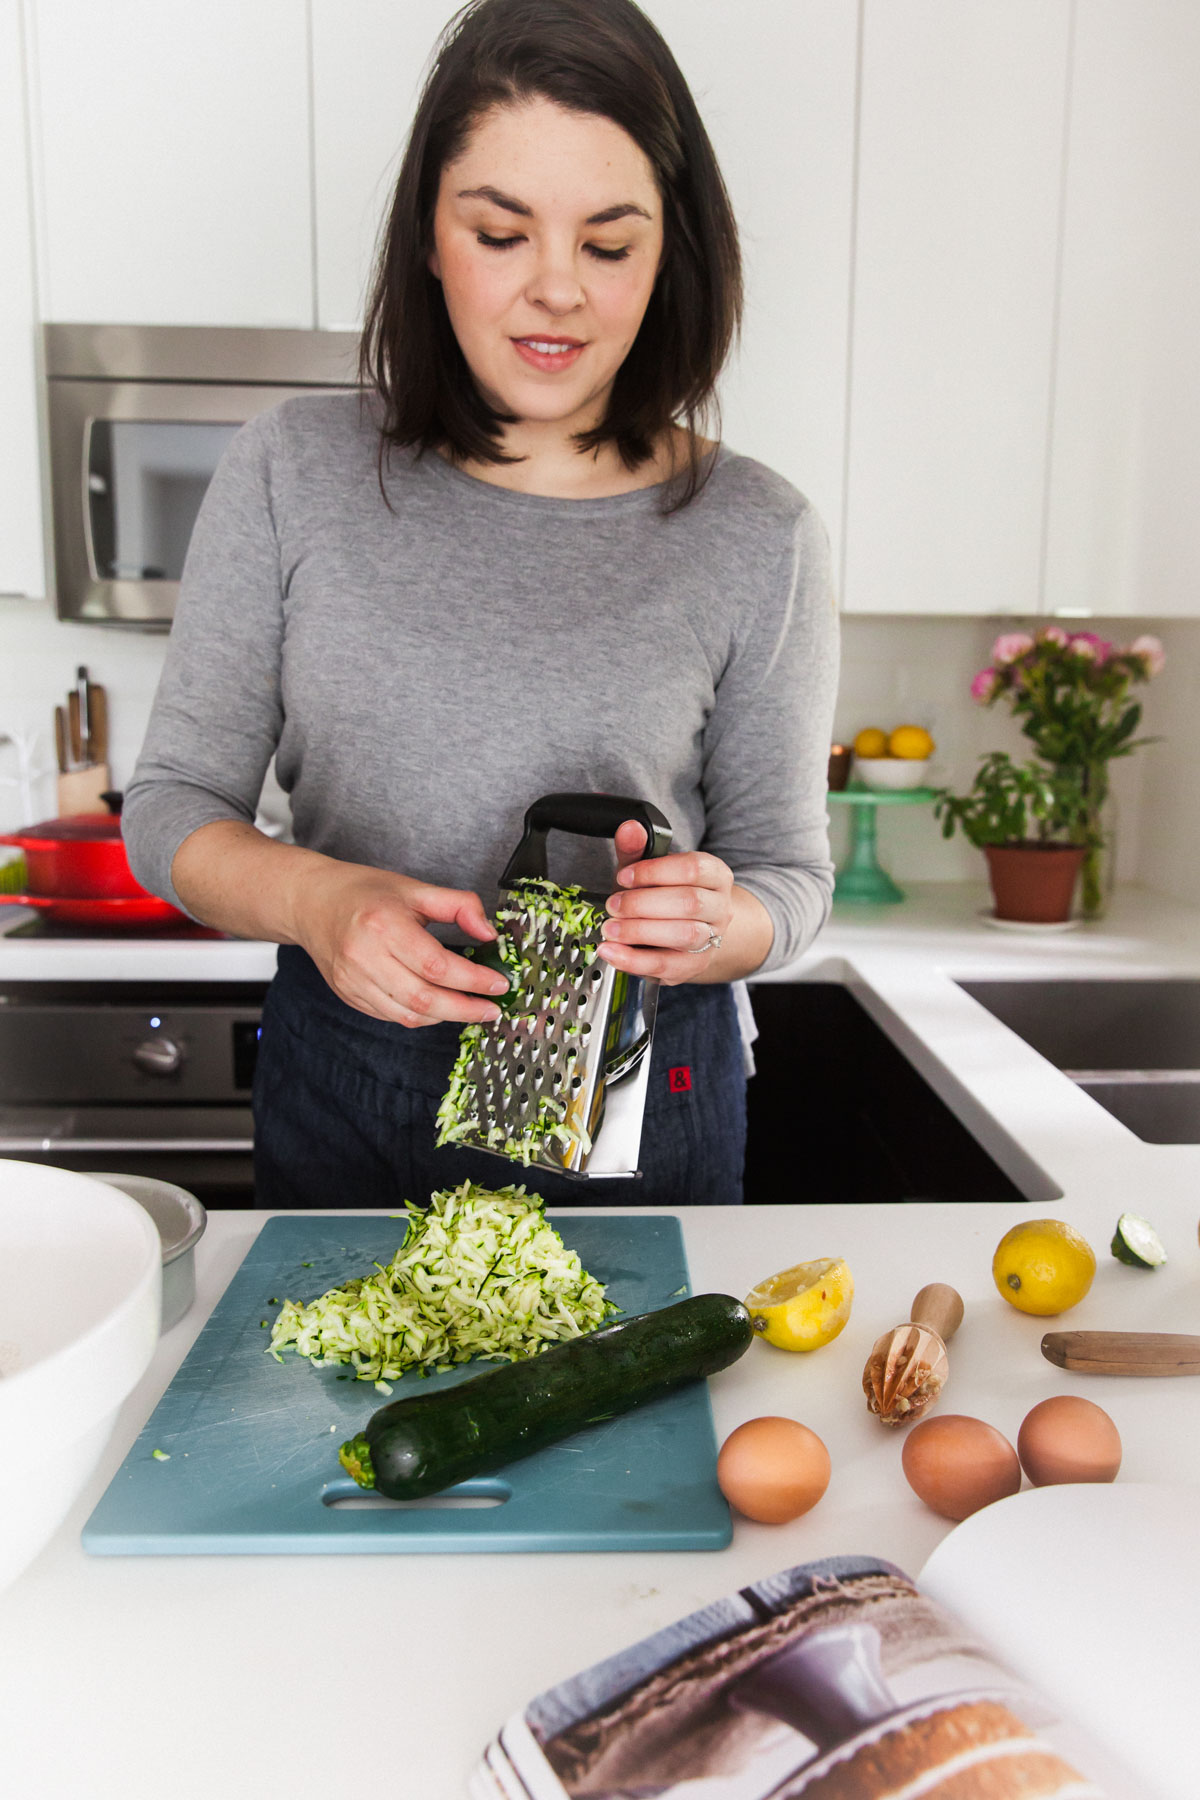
left=968, top=627, right=1164, bottom=916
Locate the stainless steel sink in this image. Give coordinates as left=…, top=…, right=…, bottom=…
left=957, top=979, right=1200, bottom=1145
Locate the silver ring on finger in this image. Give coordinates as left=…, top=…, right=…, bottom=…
left=692, top=928, right=723, bottom=954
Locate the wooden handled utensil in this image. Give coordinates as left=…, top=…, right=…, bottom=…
left=863, top=1283, right=964, bottom=1425
left=53, top=705, right=69, bottom=774
left=1042, top=1331, right=1200, bottom=1376
left=87, top=683, right=108, bottom=764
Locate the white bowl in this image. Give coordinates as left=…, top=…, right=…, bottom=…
left=855, top=756, right=932, bottom=791
left=83, top=1173, right=206, bottom=1331
left=0, top=1160, right=161, bottom=1591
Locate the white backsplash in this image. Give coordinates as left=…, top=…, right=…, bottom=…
left=828, top=614, right=1172, bottom=892
left=0, top=598, right=168, bottom=828
left=0, top=594, right=1189, bottom=904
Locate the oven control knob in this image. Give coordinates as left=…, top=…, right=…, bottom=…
left=133, top=1035, right=184, bottom=1076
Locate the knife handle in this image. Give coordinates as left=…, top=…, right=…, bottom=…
left=76, top=665, right=91, bottom=758
left=67, top=690, right=83, bottom=766
left=54, top=705, right=69, bottom=774
left=1042, top=1330, right=1200, bottom=1376
left=87, top=684, right=108, bottom=763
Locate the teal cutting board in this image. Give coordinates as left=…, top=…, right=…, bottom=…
left=83, top=1213, right=732, bottom=1555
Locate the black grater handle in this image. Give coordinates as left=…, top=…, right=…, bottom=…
left=499, top=793, right=672, bottom=887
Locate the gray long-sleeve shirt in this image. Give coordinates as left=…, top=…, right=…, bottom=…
left=124, top=392, right=839, bottom=973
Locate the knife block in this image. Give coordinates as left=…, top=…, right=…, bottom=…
left=57, top=765, right=111, bottom=817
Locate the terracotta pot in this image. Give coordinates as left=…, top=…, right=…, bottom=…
left=984, top=843, right=1087, bottom=924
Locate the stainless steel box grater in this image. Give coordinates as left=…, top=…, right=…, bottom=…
left=437, top=793, right=672, bottom=1179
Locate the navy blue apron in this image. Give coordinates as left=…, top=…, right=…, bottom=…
left=252, top=945, right=747, bottom=1208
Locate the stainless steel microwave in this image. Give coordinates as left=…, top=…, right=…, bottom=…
left=44, top=323, right=359, bottom=629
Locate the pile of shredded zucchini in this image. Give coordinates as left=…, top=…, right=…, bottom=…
left=435, top=879, right=605, bottom=1166
left=268, top=1182, right=614, bottom=1383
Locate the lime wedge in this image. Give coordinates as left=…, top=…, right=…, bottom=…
left=1111, top=1213, right=1167, bottom=1269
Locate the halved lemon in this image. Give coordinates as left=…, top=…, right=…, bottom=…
left=744, top=1258, right=854, bottom=1352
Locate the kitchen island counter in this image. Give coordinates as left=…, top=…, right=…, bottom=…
left=3, top=884, right=1199, bottom=1796
left=2, top=1191, right=1198, bottom=1800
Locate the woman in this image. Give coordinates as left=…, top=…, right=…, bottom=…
left=123, top=0, right=839, bottom=1208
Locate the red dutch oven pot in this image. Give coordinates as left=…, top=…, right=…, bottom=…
left=0, top=812, right=149, bottom=899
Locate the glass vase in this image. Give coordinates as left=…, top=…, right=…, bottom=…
left=1077, top=766, right=1115, bottom=922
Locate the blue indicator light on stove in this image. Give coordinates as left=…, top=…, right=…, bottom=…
left=149, top=1016, right=161, bottom=1029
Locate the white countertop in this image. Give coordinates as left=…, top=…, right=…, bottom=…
left=2, top=883, right=1198, bottom=1797
left=0, top=912, right=280, bottom=982
left=2, top=877, right=1196, bottom=988
left=2, top=1193, right=1198, bottom=1800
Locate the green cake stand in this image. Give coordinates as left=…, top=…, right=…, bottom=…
left=828, top=783, right=939, bottom=904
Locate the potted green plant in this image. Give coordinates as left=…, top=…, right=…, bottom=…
left=934, top=752, right=1092, bottom=923
left=970, top=630, right=1165, bottom=918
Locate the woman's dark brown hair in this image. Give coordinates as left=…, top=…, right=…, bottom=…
left=360, top=0, right=742, bottom=514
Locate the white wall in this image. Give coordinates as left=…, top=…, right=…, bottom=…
left=1132, top=620, right=1200, bottom=908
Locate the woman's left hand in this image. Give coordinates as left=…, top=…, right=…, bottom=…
left=598, top=820, right=737, bottom=986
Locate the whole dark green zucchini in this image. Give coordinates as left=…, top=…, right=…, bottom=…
left=338, top=1293, right=752, bottom=1498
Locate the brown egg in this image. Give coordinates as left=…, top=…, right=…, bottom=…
left=901, top=1414, right=1022, bottom=1521
left=717, top=1416, right=831, bottom=1523
left=1018, top=1395, right=1122, bottom=1487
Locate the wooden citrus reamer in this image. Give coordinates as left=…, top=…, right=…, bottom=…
left=862, top=1283, right=964, bottom=1425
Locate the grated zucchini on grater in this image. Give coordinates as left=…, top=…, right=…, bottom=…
left=436, top=878, right=607, bottom=1167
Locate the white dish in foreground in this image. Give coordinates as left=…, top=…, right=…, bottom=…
left=978, top=909, right=1080, bottom=934
left=921, top=1484, right=1195, bottom=1800
left=0, top=1161, right=161, bottom=1591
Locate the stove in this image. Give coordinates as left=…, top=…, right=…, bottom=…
left=0, top=972, right=269, bottom=1206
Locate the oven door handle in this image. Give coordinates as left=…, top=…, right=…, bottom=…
left=0, top=1135, right=255, bottom=1153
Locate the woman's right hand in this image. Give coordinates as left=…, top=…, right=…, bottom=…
left=294, top=861, right=510, bottom=1028
left=169, top=821, right=508, bottom=1028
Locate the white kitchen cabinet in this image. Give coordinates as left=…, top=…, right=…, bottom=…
left=842, top=1, right=1071, bottom=616
left=644, top=1, right=857, bottom=553
left=0, top=0, right=46, bottom=598
left=1044, top=1, right=1200, bottom=619
left=311, top=0, right=454, bottom=332
left=28, top=0, right=313, bottom=327
left=312, top=0, right=858, bottom=550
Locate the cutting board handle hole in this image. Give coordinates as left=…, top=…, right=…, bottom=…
left=322, top=1478, right=511, bottom=1511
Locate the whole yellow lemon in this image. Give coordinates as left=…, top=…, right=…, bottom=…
left=888, top=724, right=935, bottom=760
left=992, top=1220, right=1096, bottom=1316
left=853, top=727, right=889, bottom=759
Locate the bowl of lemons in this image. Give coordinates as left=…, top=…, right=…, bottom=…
left=853, top=724, right=935, bottom=790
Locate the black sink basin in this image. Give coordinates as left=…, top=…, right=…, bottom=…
left=746, top=982, right=1029, bottom=1202
left=957, top=979, right=1200, bottom=1144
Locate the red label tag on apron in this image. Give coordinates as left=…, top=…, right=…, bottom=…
left=668, top=1065, right=692, bottom=1093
